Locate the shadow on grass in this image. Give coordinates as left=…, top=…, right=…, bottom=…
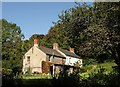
left=2, top=76, right=81, bottom=87
left=2, top=71, right=81, bottom=87
left=2, top=78, right=53, bottom=87
left=2, top=78, right=80, bottom=87
left=2, top=67, right=120, bottom=87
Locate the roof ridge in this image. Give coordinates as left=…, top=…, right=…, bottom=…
left=38, top=45, right=79, bottom=58
left=39, top=46, right=65, bottom=58
left=59, top=48, right=75, bottom=54
left=59, top=48, right=80, bottom=58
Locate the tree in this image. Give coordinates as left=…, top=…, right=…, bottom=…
left=29, top=34, right=45, bottom=41
left=75, top=2, right=120, bottom=65
left=0, top=20, right=2, bottom=60
left=44, top=3, right=92, bottom=51
left=2, top=19, right=24, bottom=76
left=43, top=2, right=120, bottom=69
left=79, top=24, right=111, bottom=62
left=91, top=2, right=120, bottom=68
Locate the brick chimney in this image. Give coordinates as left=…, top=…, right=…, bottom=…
left=53, top=43, right=58, bottom=50
left=34, top=39, right=38, bottom=47
left=70, top=48, right=74, bottom=53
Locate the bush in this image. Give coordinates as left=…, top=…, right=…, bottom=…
left=79, top=67, right=87, bottom=73
left=81, top=67, right=120, bottom=87
left=2, top=68, right=14, bottom=79
left=83, top=58, right=97, bottom=66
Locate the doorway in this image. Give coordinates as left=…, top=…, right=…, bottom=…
left=50, top=66, right=53, bottom=75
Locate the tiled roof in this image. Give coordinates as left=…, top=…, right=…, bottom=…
left=59, top=49, right=80, bottom=58
left=39, top=46, right=65, bottom=58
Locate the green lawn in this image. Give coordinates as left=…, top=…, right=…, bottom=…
left=22, top=74, right=52, bottom=79
left=80, top=61, right=117, bottom=79
left=22, top=61, right=117, bottom=80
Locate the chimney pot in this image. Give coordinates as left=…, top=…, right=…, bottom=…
left=70, top=48, right=74, bottom=53
left=34, top=39, right=38, bottom=47
left=53, top=43, right=58, bottom=50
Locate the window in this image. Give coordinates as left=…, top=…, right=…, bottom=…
left=69, top=58, right=72, bottom=65
left=69, top=58, right=71, bottom=64
left=27, top=56, right=30, bottom=61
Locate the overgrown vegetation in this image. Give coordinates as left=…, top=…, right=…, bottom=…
left=2, top=66, right=120, bottom=87
left=80, top=61, right=117, bottom=78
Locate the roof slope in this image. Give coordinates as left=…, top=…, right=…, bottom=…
left=59, top=49, right=79, bottom=58
left=39, top=46, right=65, bottom=58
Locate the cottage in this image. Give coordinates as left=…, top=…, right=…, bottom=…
left=22, top=39, right=82, bottom=75
left=54, top=43, right=82, bottom=73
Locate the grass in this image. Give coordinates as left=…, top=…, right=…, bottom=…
left=80, top=61, right=117, bottom=79
left=97, top=62, right=117, bottom=74
left=22, top=61, right=117, bottom=80
left=22, top=74, right=52, bottom=79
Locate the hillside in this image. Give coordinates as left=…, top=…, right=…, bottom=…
left=81, top=61, right=117, bottom=79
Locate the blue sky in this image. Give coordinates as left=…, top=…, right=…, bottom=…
left=2, top=2, right=92, bottom=40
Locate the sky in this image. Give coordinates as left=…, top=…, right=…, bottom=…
left=2, top=2, right=92, bottom=40
left=2, top=0, right=94, bottom=2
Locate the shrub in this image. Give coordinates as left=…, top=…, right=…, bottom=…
left=2, top=68, right=14, bottom=79
left=83, top=58, right=97, bottom=66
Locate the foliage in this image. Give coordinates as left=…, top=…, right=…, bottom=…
left=29, top=34, right=45, bottom=41
left=2, top=63, right=120, bottom=87
left=2, top=19, right=24, bottom=77
left=93, top=2, right=120, bottom=67
left=53, top=68, right=81, bottom=87
left=2, top=68, right=13, bottom=79
left=42, top=61, right=53, bottom=74
left=0, top=20, right=2, bottom=59
left=41, top=2, right=120, bottom=69
left=83, top=58, right=97, bottom=66
left=19, top=2, right=120, bottom=68
left=80, top=61, right=117, bottom=79
left=81, top=67, right=120, bottom=87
